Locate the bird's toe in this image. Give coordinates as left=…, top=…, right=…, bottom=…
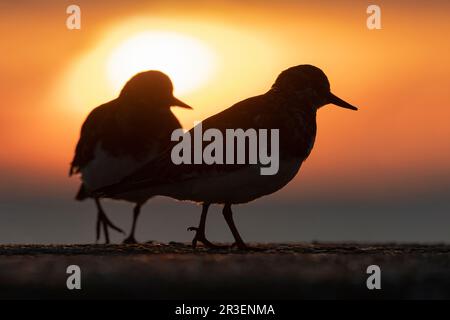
left=122, top=236, right=138, bottom=244
left=231, top=241, right=256, bottom=251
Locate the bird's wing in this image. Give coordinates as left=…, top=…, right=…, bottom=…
left=69, top=103, right=112, bottom=176
left=97, top=94, right=281, bottom=196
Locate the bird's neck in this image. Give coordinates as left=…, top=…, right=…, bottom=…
left=265, top=89, right=318, bottom=160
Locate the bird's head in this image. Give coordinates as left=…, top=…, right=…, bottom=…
left=118, top=70, right=192, bottom=110
left=272, top=65, right=358, bottom=111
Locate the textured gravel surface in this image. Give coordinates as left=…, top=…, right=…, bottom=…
left=1, top=242, right=449, bottom=299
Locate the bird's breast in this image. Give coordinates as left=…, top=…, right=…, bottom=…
left=278, top=107, right=317, bottom=161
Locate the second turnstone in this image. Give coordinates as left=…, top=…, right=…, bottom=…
left=69, top=70, right=192, bottom=243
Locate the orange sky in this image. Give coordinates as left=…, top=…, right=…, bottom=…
left=1, top=0, right=450, bottom=202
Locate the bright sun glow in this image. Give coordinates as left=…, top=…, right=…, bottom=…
left=59, top=18, right=278, bottom=125
left=107, top=31, right=216, bottom=95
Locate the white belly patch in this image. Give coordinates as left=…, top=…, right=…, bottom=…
left=80, top=143, right=156, bottom=191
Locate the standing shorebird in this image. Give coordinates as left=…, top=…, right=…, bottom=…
left=97, top=65, right=357, bottom=249
left=69, top=70, right=192, bottom=244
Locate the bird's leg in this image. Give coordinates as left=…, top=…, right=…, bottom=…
left=188, top=203, right=225, bottom=249
left=94, top=197, right=106, bottom=244
left=222, top=203, right=248, bottom=250
left=94, top=198, right=125, bottom=244
left=102, top=215, right=110, bottom=244
left=123, top=204, right=142, bottom=244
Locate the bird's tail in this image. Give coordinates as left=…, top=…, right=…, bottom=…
left=75, top=184, right=91, bottom=201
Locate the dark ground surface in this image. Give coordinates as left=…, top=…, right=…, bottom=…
left=1, top=242, right=450, bottom=299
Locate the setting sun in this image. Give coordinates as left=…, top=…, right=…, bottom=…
left=107, top=31, right=216, bottom=95
left=57, top=18, right=277, bottom=121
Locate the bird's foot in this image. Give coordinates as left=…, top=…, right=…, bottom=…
left=187, top=227, right=227, bottom=249
left=231, top=241, right=248, bottom=250
left=106, top=221, right=125, bottom=236
left=231, top=241, right=263, bottom=251
left=122, top=236, right=138, bottom=244
left=95, top=213, right=125, bottom=245
left=95, top=239, right=110, bottom=245
left=99, top=213, right=125, bottom=235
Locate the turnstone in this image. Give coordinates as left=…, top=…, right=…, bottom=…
left=97, top=65, right=357, bottom=249
left=69, top=70, right=192, bottom=243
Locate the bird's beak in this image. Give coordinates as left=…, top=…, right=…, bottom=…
left=328, top=92, right=358, bottom=111
left=172, top=96, right=193, bottom=109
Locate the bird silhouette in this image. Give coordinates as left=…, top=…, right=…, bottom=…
left=69, top=70, right=192, bottom=244
left=96, top=65, right=357, bottom=249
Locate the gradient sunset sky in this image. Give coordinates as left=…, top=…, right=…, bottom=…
left=1, top=0, right=449, bottom=243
